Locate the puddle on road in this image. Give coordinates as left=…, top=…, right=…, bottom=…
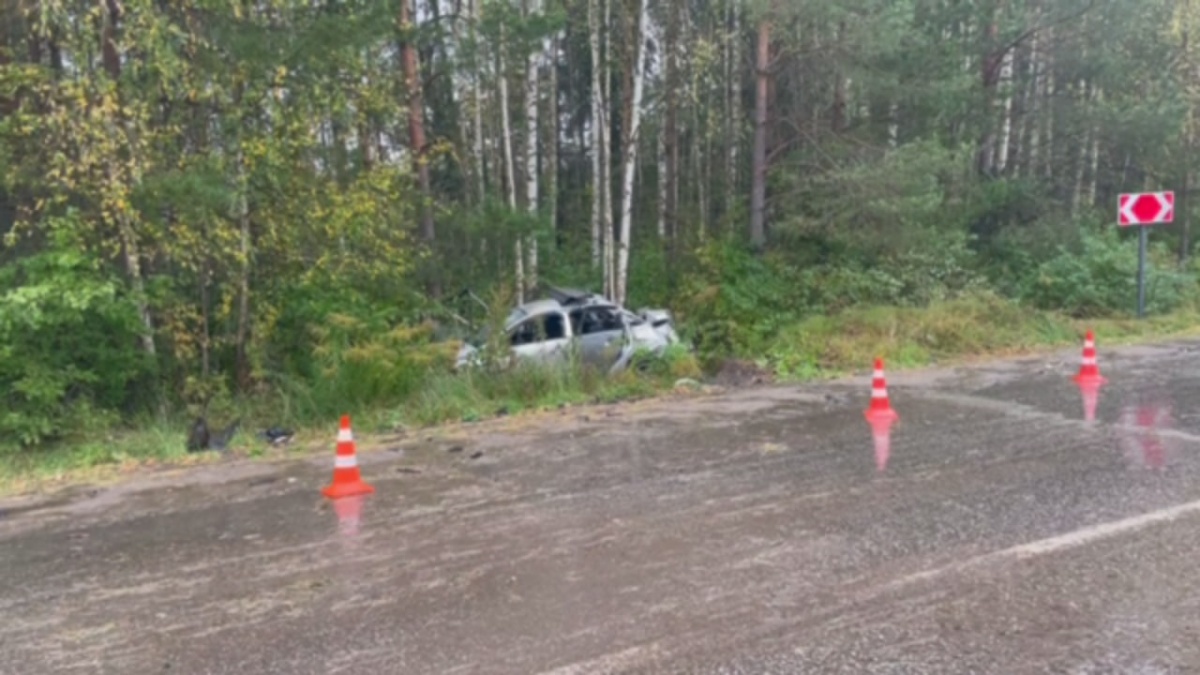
left=1116, top=393, right=1176, bottom=471
left=866, top=415, right=896, bottom=473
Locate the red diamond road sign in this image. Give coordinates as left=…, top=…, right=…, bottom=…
left=1118, top=191, right=1175, bottom=227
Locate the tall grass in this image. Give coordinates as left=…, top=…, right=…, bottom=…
left=765, top=290, right=1200, bottom=379
left=402, top=344, right=701, bottom=427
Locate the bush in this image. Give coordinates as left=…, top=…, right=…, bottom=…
left=273, top=311, right=458, bottom=421
left=1022, top=228, right=1195, bottom=317
left=675, top=233, right=988, bottom=365
left=0, top=248, right=152, bottom=448
left=674, top=240, right=806, bottom=362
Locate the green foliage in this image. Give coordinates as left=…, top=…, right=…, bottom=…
left=675, top=227, right=987, bottom=364
left=1021, top=228, right=1196, bottom=317
left=0, top=238, right=151, bottom=448
left=628, top=343, right=703, bottom=380
left=772, top=139, right=974, bottom=257
left=279, top=311, right=458, bottom=421
left=675, top=239, right=805, bottom=361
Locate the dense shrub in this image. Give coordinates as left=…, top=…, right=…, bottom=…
left=0, top=249, right=152, bottom=448
left=275, top=310, right=458, bottom=420
left=674, top=231, right=988, bottom=364
left=1021, top=228, right=1195, bottom=317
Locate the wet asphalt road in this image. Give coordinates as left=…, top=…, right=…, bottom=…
left=4, top=340, right=1200, bottom=674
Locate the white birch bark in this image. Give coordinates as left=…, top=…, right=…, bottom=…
left=471, top=0, right=486, bottom=203
left=888, top=101, right=898, bottom=149
left=615, top=0, right=648, bottom=306
left=449, top=0, right=471, bottom=196
left=499, top=25, right=523, bottom=302
left=602, top=0, right=615, bottom=299
left=996, top=48, right=1015, bottom=173
left=1086, top=89, right=1102, bottom=209
left=1070, top=80, right=1089, bottom=218
left=525, top=0, right=541, bottom=294
left=1026, top=22, right=1043, bottom=178
left=1042, top=26, right=1055, bottom=179
left=725, top=0, right=740, bottom=212
left=658, top=129, right=667, bottom=239
left=546, top=31, right=558, bottom=237
left=588, top=0, right=604, bottom=271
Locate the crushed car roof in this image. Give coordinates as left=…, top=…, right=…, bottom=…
left=505, top=299, right=567, bottom=330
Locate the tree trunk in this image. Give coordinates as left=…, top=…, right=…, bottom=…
left=995, top=47, right=1014, bottom=173
left=588, top=0, right=605, bottom=272
left=725, top=0, right=740, bottom=216
left=100, top=0, right=122, bottom=81
left=498, top=25, right=523, bottom=302
left=1027, top=17, right=1043, bottom=177
left=234, top=150, right=252, bottom=391
left=1183, top=169, right=1192, bottom=265
left=101, top=0, right=156, bottom=358
left=1180, top=6, right=1194, bottom=265
left=602, top=0, right=615, bottom=299
left=1086, top=90, right=1101, bottom=210
left=657, top=132, right=667, bottom=239
left=663, top=0, right=679, bottom=245
left=471, top=0, right=486, bottom=203
left=1070, top=81, right=1089, bottom=218
left=977, top=0, right=1027, bottom=178
left=1042, top=32, right=1055, bottom=179
left=546, top=30, right=559, bottom=238
left=400, top=0, right=438, bottom=294
left=524, top=0, right=540, bottom=295
left=614, top=0, right=648, bottom=306
left=448, top=0, right=471, bottom=198
left=831, top=21, right=847, bottom=133
left=749, top=18, right=770, bottom=250
left=200, top=260, right=211, bottom=380
left=888, top=101, right=899, bottom=148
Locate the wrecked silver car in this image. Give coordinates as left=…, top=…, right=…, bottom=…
left=455, top=287, right=682, bottom=373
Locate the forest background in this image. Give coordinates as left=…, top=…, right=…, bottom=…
left=3, top=0, right=1200, bottom=482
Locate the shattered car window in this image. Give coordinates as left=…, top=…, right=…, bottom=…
left=511, top=312, right=567, bottom=346
left=544, top=314, right=567, bottom=339
left=574, top=307, right=623, bottom=335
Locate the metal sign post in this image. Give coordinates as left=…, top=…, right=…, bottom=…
left=1137, top=226, right=1147, bottom=318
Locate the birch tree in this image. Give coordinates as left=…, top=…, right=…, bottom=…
left=614, top=0, right=648, bottom=305
left=525, top=0, right=541, bottom=294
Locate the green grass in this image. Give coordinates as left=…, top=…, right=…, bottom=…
left=3, top=297, right=1199, bottom=498
left=764, top=290, right=1200, bottom=379
left=394, top=345, right=702, bottom=428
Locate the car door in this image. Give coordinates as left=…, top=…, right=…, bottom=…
left=573, top=305, right=629, bottom=369
left=509, top=310, right=571, bottom=365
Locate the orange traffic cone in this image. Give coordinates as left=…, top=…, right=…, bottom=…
left=1073, top=330, right=1106, bottom=385
left=322, top=415, right=375, bottom=499
left=864, top=358, right=899, bottom=423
